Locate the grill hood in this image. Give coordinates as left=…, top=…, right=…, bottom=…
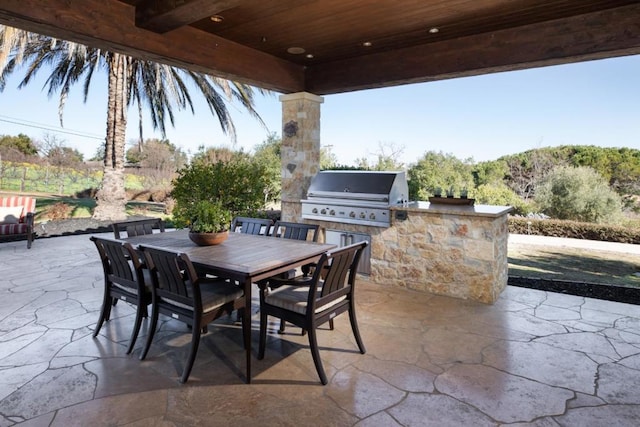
left=306, top=170, right=409, bottom=205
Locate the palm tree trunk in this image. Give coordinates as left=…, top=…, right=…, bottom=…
left=93, top=53, right=128, bottom=220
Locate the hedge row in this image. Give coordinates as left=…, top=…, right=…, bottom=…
left=509, top=217, right=640, bottom=244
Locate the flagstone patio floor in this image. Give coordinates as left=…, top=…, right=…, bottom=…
left=1, top=233, right=639, bottom=426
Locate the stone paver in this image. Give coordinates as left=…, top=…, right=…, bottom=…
left=0, top=233, right=639, bottom=426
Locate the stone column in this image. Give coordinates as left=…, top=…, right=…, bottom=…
left=279, top=92, right=324, bottom=222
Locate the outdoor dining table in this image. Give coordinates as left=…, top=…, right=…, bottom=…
left=124, top=228, right=335, bottom=383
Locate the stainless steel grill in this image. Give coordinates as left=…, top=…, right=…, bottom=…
left=301, top=170, right=409, bottom=227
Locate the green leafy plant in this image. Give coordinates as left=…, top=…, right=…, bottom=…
left=189, top=200, right=231, bottom=233
left=535, top=166, right=622, bottom=224
left=171, top=158, right=270, bottom=227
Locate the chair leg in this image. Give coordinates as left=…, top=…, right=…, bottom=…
left=93, top=294, right=112, bottom=338
left=329, top=319, right=334, bottom=330
left=278, top=318, right=286, bottom=334
left=258, top=311, right=268, bottom=360
left=139, top=304, right=159, bottom=361
left=307, top=326, right=328, bottom=385
left=348, top=306, right=366, bottom=354
left=126, top=304, right=146, bottom=354
left=180, top=320, right=202, bottom=383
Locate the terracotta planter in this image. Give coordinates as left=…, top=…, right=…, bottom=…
left=188, top=231, right=229, bottom=246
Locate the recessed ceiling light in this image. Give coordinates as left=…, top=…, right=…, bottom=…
left=306, top=54, right=314, bottom=59
left=362, top=41, right=372, bottom=47
left=287, top=47, right=306, bottom=54
left=428, top=27, right=439, bottom=34
left=210, top=15, right=224, bottom=23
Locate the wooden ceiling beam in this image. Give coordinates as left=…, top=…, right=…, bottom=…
left=306, top=4, right=640, bottom=94
left=135, top=0, right=242, bottom=33
left=0, top=0, right=305, bottom=93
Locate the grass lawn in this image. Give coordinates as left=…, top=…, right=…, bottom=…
left=0, top=192, right=168, bottom=222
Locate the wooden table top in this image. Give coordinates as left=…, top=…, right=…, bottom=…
left=126, top=229, right=335, bottom=282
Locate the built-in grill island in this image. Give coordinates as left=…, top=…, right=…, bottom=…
left=297, top=169, right=513, bottom=304
left=301, top=170, right=409, bottom=228
left=301, top=171, right=409, bottom=275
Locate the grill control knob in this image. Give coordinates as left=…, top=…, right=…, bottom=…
left=359, top=212, right=366, bottom=219
left=329, top=209, right=335, bottom=216
left=369, top=213, right=376, bottom=220
left=321, top=209, right=327, bottom=215
left=349, top=211, right=356, bottom=218
left=312, top=208, right=318, bottom=214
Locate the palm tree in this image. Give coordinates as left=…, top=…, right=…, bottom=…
left=0, top=25, right=265, bottom=220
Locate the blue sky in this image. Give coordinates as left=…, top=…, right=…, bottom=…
left=0, top=54, right=638, bottom=166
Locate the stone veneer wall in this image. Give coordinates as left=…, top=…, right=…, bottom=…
left=279, top=92, right=323, bottom=223
left=299, top=207, right=510, bottom=304
left=372, top=209, right=510, bottom=304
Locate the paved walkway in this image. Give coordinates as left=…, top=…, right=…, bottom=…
left=1, top=233, right=639, bottom=426
left=510, top=233, right=640, bottom=254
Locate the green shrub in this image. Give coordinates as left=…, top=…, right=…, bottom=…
left=171, top=158, right=270, bottom=227
left=473, top=183, right=531, bottom=215
left=535, top=166, right=622, bottom=224
left=509, top=217, right=640, bottom=244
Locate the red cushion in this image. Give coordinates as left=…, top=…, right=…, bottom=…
left=0, top=197, right=35, bottom=222
left=0, top=223, right=29, bottom=235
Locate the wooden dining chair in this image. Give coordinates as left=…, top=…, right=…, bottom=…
left=91, top=236, right=151, bottom=354
left=138, top=244, right=246, bottom=383
left=258, top=241, right=368, bottom=385
left=264, top=221, right=320, bottom=333
left=112, top=218, right=165, bottom=239
left=230, top=216, right=272, bottom=236
left=110, top=218, right=165, bottom=308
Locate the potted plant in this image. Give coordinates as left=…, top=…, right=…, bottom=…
left=188, top=200, right=232, bottom=246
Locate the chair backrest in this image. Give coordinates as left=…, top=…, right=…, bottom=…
left=230, top=216, right=273, bottom=236
left=311, top=241, right=367, bottom=307
left=112, top=218, right=165, bottom=239
left=138, top=245, right=200, bottom=309
left=271, top=221, right=319, bottom=242
left=0, top=196, right=36, bottom=223
left=91, top=236, right=144, bottom=293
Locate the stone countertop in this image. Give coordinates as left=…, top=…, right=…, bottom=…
left=391, top=201, right=513, bottom=218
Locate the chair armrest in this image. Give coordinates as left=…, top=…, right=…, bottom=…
left=25, top=212, right=34, bottom=227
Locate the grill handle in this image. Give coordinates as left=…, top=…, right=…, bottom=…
left=307, top=191, right=389, bottom=202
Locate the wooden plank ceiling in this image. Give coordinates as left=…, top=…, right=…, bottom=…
left=0, top=0, right=639, bottom=95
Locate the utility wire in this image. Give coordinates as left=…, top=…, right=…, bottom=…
left=0, top=114, right=104, bottom=140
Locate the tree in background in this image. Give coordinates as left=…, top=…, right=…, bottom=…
left=408, top=151, right=475, bottom=200
left=0, top=25, right=265, bottom=220
left=355, top=142, right=405, bottom=171
left=320, top=145, right=339, bottom=170
left=474, top=184, right=530, bottom=215
left=191, top=145, right=243, bottom=165
left=502, top=149, right=559, bottom=200
left=569, top=146, right=640, bottom=196
left=88, top=146, right=105, bottom=162
left=535, top=166, right=622, bottom=224
left=37, top=133, right=83, bottom=167
left=498, top=145, right=640, bottom=200
left=0, top=133, right=38, bottom=160
left=125, top=138, right=187, bottom=188
left=251, top=133, right=282, bottom=204
left=473, top=159, right=509, bottom=187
